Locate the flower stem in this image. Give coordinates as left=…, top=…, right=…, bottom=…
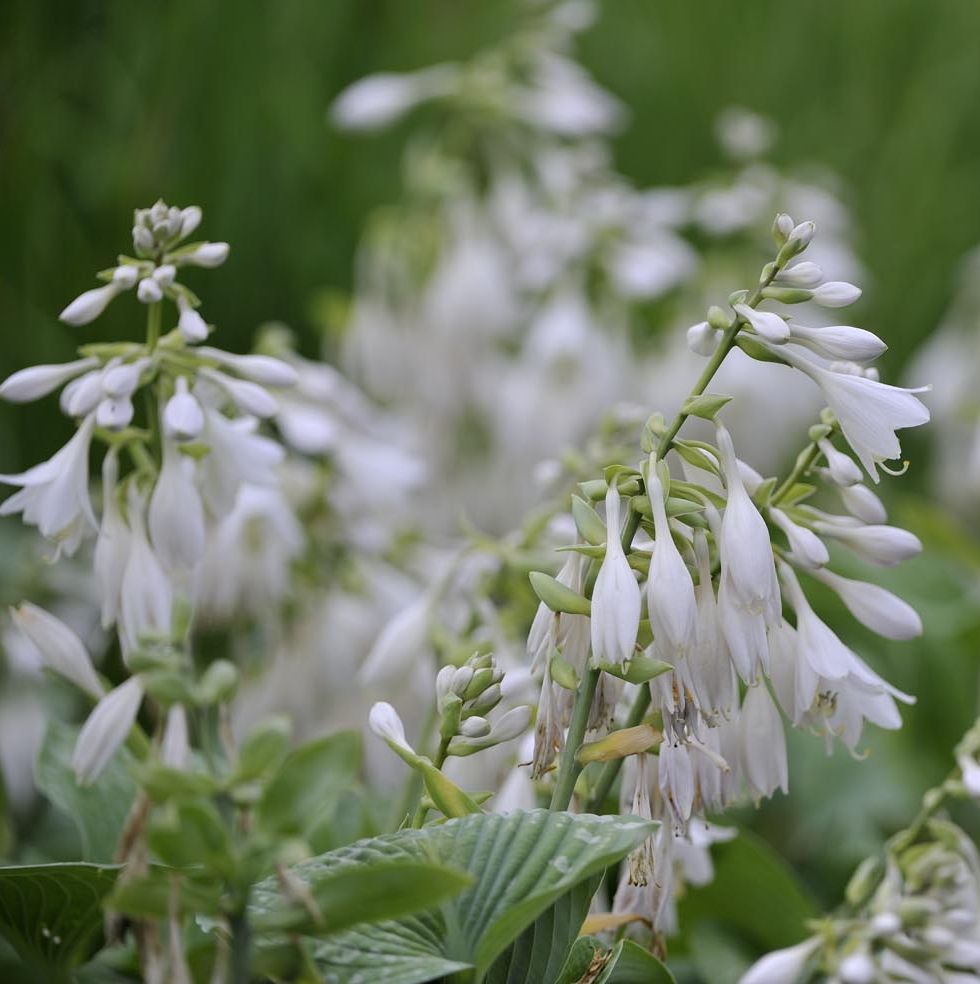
left=585, top=686, right=652, bottom=812
left=410, top=736, right=451, bottom=828
left=772, top=439, right=822, bottom=506
left=549, top=666, right=601, bottom=811
left=228, top=911, right=251, bottom=984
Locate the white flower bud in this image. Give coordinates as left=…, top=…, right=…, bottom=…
left=360, top=596, right=430, bottom=684
left=775, top=261, right=823, bottom=288
left=838, top=952, right=875, bottom=984
left=734, top=303, right=790, bottom=343
left=137, top=277, right=164, bottom=304
left=838, top=481, right=887, bottom=524
left=199, top=367, right=278, bottom=417
left=96, top=396, right=135, bottom=430
left=197, top=347, right=298, bottom=387
left=133, top=225, right=154, bottom=255
left=772, top=213, right=795, bottom=243
left=59, top=283, right=120, bottom=326
left=161, top=704, right=190, bottom=769
left=739, top=938, right=820, bottom=984
left=810, top=567, right=922, bottom=640
left=61, top=368, right=106, bottom=417
left=112, top=265, right=140, bottom=289
left=179, top=206, right=202, bottom=238
left=149, top=437, right=206, bottom=570
left=149, top=200, right=167, bottom=224
left=0, top=357, right=98, bottom=403
left=769, top=507, right=828, bottom=568
left=459, top=716, right=491, bottom=738
left=686, top=321, right=718, bottom=357
left=181, top=242, right=230, bottom=268
left=368, top=701, right=413, bottom=753
left=451, top=666, right=474, bottom=697
left=812, top=520, right=921, bottom=567
left=72, top=677, right=144, bottom=784
left=788, top=323, right=886, bottom=363
left=488, top=705, right=533, bottom=743
left=811, top=281, right=862, bottom=307
left=957, top=754, right=980, bottom=799
left=10, top=602, right=104, bottom=699
left=152, top=264, right=176, bottom=287
left=163, top=378, right=204, bottom=441
left=103, top=358, right=150, bottom=398
left=868, top=912, right=901, bottom=937
left=817, top=438, right=863, bottom=486
left=435, top=664, right=456, bottom=708
left=786, top=220, right=815, bottom=251
left=176, top=295, right=209, bottom=343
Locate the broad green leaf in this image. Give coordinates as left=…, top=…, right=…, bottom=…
left=253, top=858, right=471, bottom=934
left=35, top=720, right=137, bottom=863
left=286, top=810, right=654, bottom=983
left=555, top=937, right=675, bottom=984
left=0, top=862, right=119, bottom=975
left=256, top=730, right=361, bottom=840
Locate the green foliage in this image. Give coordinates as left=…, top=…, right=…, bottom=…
left=556, top=937, right=676, bottom=984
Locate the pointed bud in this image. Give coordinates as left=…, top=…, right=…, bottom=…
left=788, top=323, right=886, bottom=363
left=133, top=225, right=154, bottom=256
left=810, top=567, right=922, bottom=640
left=180, top=242, right=230, bottom=268
left=60, top=283, right=120, bottom=326
left=197, top=347, right=298, bottom=387
left=734, top=303, right=789, bottom=343
left=368, top=701, right=414, bottom=754
left=772, top=213, right=795, bottom=245
left=179, top=206, right=202, bottom=238
left=0, top=358, right=98, bottom=403
left=811, top=281, right=862, bottom=307
left=811, top=520, right=921, bottom=567
left=775, top=261, right=823, bottom=288
left=152, top=264, right=176, bottom=287
left=769, top=507, right=828, bottom=568
left=112, top=265, right=140, bottom=289
left=176, top=296, right=209, bottom=344
left=199, top=368, right=278, bottom=417
left=72, top=677, right=144, bottom=784
left=103, top=358, right=150, bottom=398
left=161, top=704, right=190, bottom=769
left=838, top=481, right=887, bottom=524
left=163, top=378, right=205, bottom=441
left=817, top=438, right=862, bottom=486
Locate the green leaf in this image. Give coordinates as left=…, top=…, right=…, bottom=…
left=680, top=392, right=732, bottom=420
left=571, top=495, right=607, bottom=546
left=255, top=810, right=654, bottom=984
left=529, top=572, right=592, bottom=617
left=147, top=801, right=234, bottom=879
left=0, top=862, right=119, bottom=975
left=35, top=721, right=137, bottom=863
left=106, top=868, right=222, bottom=920
left=555, top=935, right=606, bottom=983
left=554, top=937, right=675, bottom=984
left=256, top=730, right=361, bottom=840
left=253, top=858, right=471, bottom=934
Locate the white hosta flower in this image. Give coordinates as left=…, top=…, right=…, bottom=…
left=646, top=471, right=697, bottom=656
left=739, top=937, right=820, bottom=984
left=786, top=220, right=815, bottom=252
left=72, top=677, right=144, bottom=784
left=717, top=562, right=770, bottom=684
left=179, top=242, right=230, bottom=268
left=776, top=346, right=929, bottom=480
left=957, top=754, right=980, bottom=799
left=163, top=378, right=205, bottom=441
left=199, top=367, right=278, bottom=418
left=787, top=324, right=886, bottom=362
left=149, top=438, right=206, bottom=570
left=197, top=347, right=298, bottom=388
left=331, top=65, right=458, bottom=131
left=96, top=396, right=134, bottom=430
left=659, top=739, right=695, bottom=828
left=837, top=481, right=887, bottom=524
left=769, top=507, right=828, bottom=568
left=152, top=263, right=176, bottom=287
left=136, top=277, right=163, bottom=304
left=738, top=683, right=788, bottom=800
left=690, top=532, right=737, bottom=720
left=687, top=321, right=718, bottom=357
left=716, top=424, right=780, bottom=622
left=810, top=517, right=922, bottom=566
left=93, top=451, right=129, bottom=629
left=809, top=566, right=922, bottom=640
left=527, top=552, right=583, bottom=670
left=180, top=206, right=202, bottom=238
left=734, top=303, right=790, bottom=343
left=0, top=357, right=98, bottom=403
left=360, top=594, right=431, bottom=684
left=0, top=413, right=97, bottom=546
left=119, top=486, right=173, bottom=654
left=102, top=358, right=151, bottom=399
left=590, top=485, right=641, bottom=666
left=59, top=283, right=123, bottom=326
left=176, top=296, right=209, bottom=344
left=811, top=280, right=861, bottom=307
left=838, top=951, right=876, bottom=984
left=161, top=704, right=190, bottom=769
left=61, top=363, right=112, bottom=418
left=818, top=438, right=862, bottom=486
left=775, top=261, right=823, bottom=288
left=10, top=602, right=104, bottom=699
left=368, top=701, right=414, bottom=754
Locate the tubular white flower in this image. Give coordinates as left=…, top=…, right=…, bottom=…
left=590, top=484, right=641, bottom=666
left=775, top=261, right=823, bottom=288
left=368, top=701, right=414, bottom=754
left=716, top=573, right=769, bottom=684
left=775, top=345, right=929, bottom=481
left=788, top=323, right=886, bottom=362
left=62, top=364, right=111, bottom=418
left=686, top=321, right=718, bottom=357
left=10, top=602, right=104, bottom=699
left=59, top=283, right=121, bottom=326
left=163, top=378, right=205, bottom=441
left=837, top=481, right=887, bottom=524
left=646, top=471, right=697, bottom=656
left=137, top=277, right=164, bottom=304
left=738, top=683, right=788, bottom=799
left=769, top=506, right=829, bottom=568
left=199, top=367, right=278, bottom=418
left=119, top=485, right=173, bottom=654
left=197, top=347, right=298, bottom=387
left=809, top=566, right=922, bottom=640
left=734, top=303, right=790, bottom=343
left=72, top=677, right=144, bottom=784
left=103, top=358, right=151, bottom=399
left=0, top=358, right=98, bottom=404
left=176, top=296, right=209, bottom=344
left=739, top=937, right=820, bottom=984
left=811, top=519, right=922, bottom=566
left=659, top=739, right=695, bottom=827
left=811, top=281, right=862, bottom=307
left=149, top=437, right=206, bottom=570
left=93, top=451, right=129, bottom=629
left=160, top=704, right=190, bottom=769
left=179, top=242, right=230, bottom=269
left=96, top=396, right=134, bottom=431
left=716, top=424, right=780, bottom=622
left=817, top=437, right=862, bottom=486
left=690, top=532, right=737, bottom=720
left=0, top=413, right=97, bottom=543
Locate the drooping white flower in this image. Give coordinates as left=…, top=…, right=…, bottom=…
left=59, top=283, right=123, bottom=326
left=176, top=296, right=209, bottom=344
left=10, top=602, right=104, bottom=699
left=716, top=572, right=769, bottom=683
left=368, top=701, right=414, bottom=754
left=837, top=481, right=887, bottom=524
left=590, top=484, right=641, bottom=666
left=739, top=937, right=820, bottom=984
left=163, top=378, right=205, bottom=441
left=738, top=683, right=788, bottom=800
left=769, top=506, right=829, bottom=569
left=0, top=413, right=97, bottom=547
left=734, top=303, right=790, bottom=343
left=787, top=323, right=886, bottom=362
left=148, top=437, right=206, bottom=570
left=72, top=676, right=144, bottom=784
left=810, top=517, right=922, bottom=566
left=817, top=437, right=862, bottom=486
left=93, top=451, right=129, bottom=630
left=809, top=566, right=922, bottom=640
left=0, top=357, right=98, bottom=404
left=199, top=367, right=278, bottom=418
left=686, top=321, right=718, bottom=357
left=197, top=347, right=298, bottom=388
left=646, top=471, right=697, bottom=657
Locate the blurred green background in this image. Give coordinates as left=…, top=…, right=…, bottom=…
left=2, top=0, right=980, bottom=938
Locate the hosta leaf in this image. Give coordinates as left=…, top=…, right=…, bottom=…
left=0, top=862, right=119, bottom=975
left=555, top=937, right=675, bottom=984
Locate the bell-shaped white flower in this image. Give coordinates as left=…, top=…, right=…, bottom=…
left=837, top=481, right=887, bottom=524
left=734, top=303, right=789, bottom=343
left=0, top=414, right=97, bottom=546
left=659, top=739, right=695, bottom=827
left=716, top=424, right=780, bottom=622
left=769, top=507, right=829, bottom=568
left=93, top=451, right=130, bottom=630
left=809, top=566, right=922, bottom=640
left=810, top=281, right=861, bottom=307
left=590, top=484, right=641, bottom=666
left=738, top=683, right=788, bottom=800
left=163, top=378, right=205, bottom=441
left=10, top=602, right=104, bottom=699
left=717, top=574, right=769, bottom=683
left=199, top=367, right=278, bottom=418
left=739, top=937, right=820, bottom=984
left=178, top=242, right=230, bottom=268
left=776, top=346, right=929, bottom=481
left=0, top=357, right=98, bottom=404
left=817, top=437, right=862, bottom=486
left=59, top=283, right=122, bottom=326
left=788, top=323, right=886, bottom=362
left=686, top=321, right=718, bottom=356
left=197, top=347, right=297, bottom=388
left=810, top=517, right=922, bottom=566
left=119, top=485, right=173, bottom=654
left=368, top=701, right=415, bottom=754
left=72, top=676, right=144, bottom=784
left=161, top=704, right=190, bottom=769
left=176, top=295, right=209, bottom=344
left=149, top=437, right=206, bottom=570
left=646, top=470, right=697, bottom=656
